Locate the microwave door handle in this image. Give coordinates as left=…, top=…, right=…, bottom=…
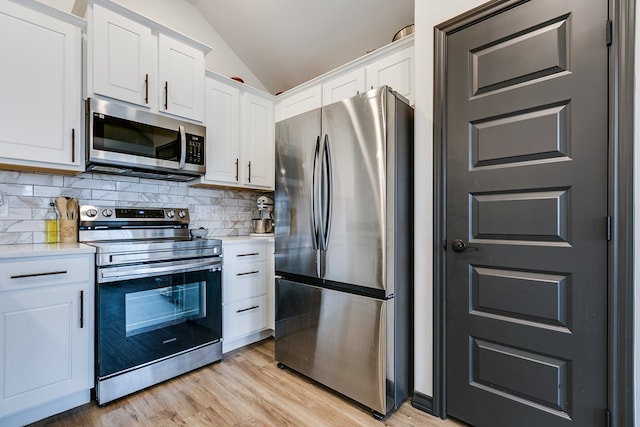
left=178, top=125, right=186, bottom=169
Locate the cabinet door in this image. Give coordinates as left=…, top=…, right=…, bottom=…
left=92, top=4, right=154, bottom=108
left=223, top=295, right=269, bottom=343
left=267, top=241, right=275, bottom=330
left=275, top=85, right=322, bottom=122
left=203, top=78, right=241, bottom=184
left=322, top=68, right=366, bottom=106
left=223, top=261, right=267, bottom=303
left=0, top=284, right=91, bottom=417
left=0, top=2, right=82, bottom=171
left=158, top=34, right=205, bottom=121
left=365, top=45, right=414, bottom=105
left=243, top=92, right=275, bottom=189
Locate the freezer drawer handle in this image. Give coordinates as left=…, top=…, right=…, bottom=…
left=236, top=305, right=260, bottom=313
left=236, top=270, right=259, bottom=276
left=10, top=270, right=68, bottom=279
left=237, top=253, right=259, bottom=257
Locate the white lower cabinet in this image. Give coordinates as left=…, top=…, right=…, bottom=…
left=222, top=240, right=273, bottom=353
left=0, top=250, right=94, bottom=427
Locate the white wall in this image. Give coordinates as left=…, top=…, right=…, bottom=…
left=413, top=0, right=488, bottom=397
left=39, top=0, right=269, bottom=92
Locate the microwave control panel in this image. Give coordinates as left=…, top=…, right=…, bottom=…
left=186, top=134, right=205, bottom=165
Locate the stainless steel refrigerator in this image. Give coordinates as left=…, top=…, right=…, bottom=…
left=274, top=86, right=413, bottom=418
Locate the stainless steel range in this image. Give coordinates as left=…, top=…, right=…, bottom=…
left=79, top=206, right=222, bottom=405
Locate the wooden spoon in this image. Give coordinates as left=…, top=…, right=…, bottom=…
left=55, top=197, right=67, bottom=219
left=66, top=198, right=78, bottom=220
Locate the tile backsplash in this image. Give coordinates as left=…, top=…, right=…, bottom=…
left=0, top=170, right=268, bottom=245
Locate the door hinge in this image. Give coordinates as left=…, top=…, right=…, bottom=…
left=606, top=19, right=613, bottom=46
left=606, top=216, right=612, bottom=241
left=605, top=408, right=611, bottom=427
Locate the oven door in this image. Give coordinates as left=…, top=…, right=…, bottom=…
left=97, top=258, right=221, bottom=379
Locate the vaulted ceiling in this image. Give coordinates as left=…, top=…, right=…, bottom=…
left=187, top=0, right=414, bottom=94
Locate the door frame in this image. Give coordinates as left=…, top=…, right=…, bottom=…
left=432, top=0, right=635, bottom=425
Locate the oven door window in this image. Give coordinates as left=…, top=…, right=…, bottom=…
left=98, top=268, right=221, bottom=378
left=125, top=280, right=205, bottom=337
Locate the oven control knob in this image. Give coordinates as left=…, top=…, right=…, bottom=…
left=178, top=210, right=186, bottom=218
left=167, top=210, right=175, bottom=218
left=102, top=209, right=113, bottom=217
left=86, top=208, right=98, bottom=218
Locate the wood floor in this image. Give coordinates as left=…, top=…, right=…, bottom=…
left=31, top=338, right=467, bottom=427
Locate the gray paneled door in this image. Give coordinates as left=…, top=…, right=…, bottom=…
left=445, top=1, right=608, bottom=426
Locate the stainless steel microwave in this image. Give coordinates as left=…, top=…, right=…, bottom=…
left=86, top=98, right=206, bottom=181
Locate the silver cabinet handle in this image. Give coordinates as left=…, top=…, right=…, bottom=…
left=236, top=305, right=259, bottom=313
left=237, top=253, right=259, bottom=257
left=10, top=270, right=67, bottom=279
left=236, top=270, right=259, bottom=276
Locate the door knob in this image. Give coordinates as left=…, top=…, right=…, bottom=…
left=451, top=239, right=479, bottom=252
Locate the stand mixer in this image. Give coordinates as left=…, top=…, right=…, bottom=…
left=251, top=196, right=274, bottom=235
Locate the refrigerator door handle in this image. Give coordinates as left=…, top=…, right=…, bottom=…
left=320, top=134, right=333, bottom=251
left=310, top=136, right=321, bottom=250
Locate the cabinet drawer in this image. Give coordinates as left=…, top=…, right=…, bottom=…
left=223, top=242, right=267, bottom=264
left=0, top=255, right=92, bottom=291
left=223, top=295, right=268, bottom=341
left=223, top=261, right=267, bottom=303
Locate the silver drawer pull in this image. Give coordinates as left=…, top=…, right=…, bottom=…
left=236, top=305, right=260, bottom=313
left=237, top=253, right=259, bottom=257
left=10, top=270, right=68, bottom=279
left=236, top=270, right=259, bottom=276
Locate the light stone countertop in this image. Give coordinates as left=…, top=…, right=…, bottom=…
left=0, top=243, right=96, bottom=259
left=220, top=235, right=274, bottom=244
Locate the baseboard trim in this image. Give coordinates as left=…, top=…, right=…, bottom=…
left=411, top=391, right=434, bottom=414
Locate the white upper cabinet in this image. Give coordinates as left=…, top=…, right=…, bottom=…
left=365, top=44, right=414, bottom=105
left=0, top=0, right=84, bottom=173
left=275, top=85, right=322, bottom=122
left=276, top=35, right=414, bottom=121
left=195, top=73, right=275, bottom=191
left=203, top=76, right=241, bottom=184
left=158, top=34, right=205, bottom=121
left=243, top=91, right=275, bottom=189
left=88, top=0, right=210, bottom=122
left=322, top=68, right=366, bottom=106
left=92, top=4, right=154, bottom=108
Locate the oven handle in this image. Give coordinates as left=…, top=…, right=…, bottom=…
left=98, top=258, right=221, bottom=283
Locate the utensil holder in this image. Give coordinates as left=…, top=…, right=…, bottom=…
left=59, top=219, right=78, bottom=243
